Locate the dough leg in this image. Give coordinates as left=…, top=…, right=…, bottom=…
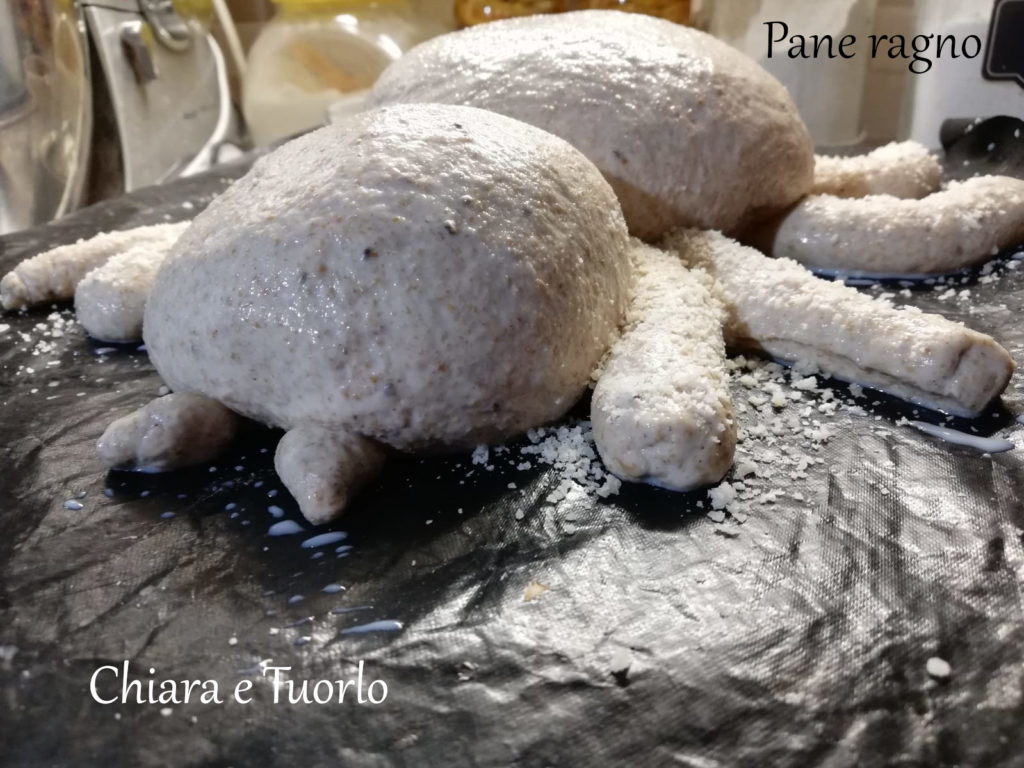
left=812, top=141, right=942, bottom=199
left=274, top=426, right=386, bottom=525
left=74, top=242, right=172, bottom=342
left=744, top=176, right=1024, bottom=275
left=592, top=243, right=736, bottom=490
left=666, top=229, right=1015, bottom=417
left=97, top=392, right=238, bottom=471
left=1, top=222, right=187, bottom=311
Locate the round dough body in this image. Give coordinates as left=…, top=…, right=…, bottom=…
left=370, top=10, right=814, bottom=240
left=143, top=103, right=632, bottom=451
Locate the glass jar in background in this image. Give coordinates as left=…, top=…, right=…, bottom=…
left=576, top=1, right=690, bottom=24
left=243, top=0, right=437, bottom=147
left=454, top=0, right=691, bottom=27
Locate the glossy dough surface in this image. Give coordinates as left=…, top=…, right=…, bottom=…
left=96, top=392, right=239, bottom=472
left=812, top=141, right=942, bottom=199
left=0, top=222, right=186, bottom=311
left=592, top=243, right=735, bottom=490
left=75, top=244, right=170, bottom=342
left=667, top=229, right=1015, bottom=416
left=143, top=103, right=632, bottom=450
left=370, top=10, right=814, bottom=240
left=750, top=175, right=1024, bottom=275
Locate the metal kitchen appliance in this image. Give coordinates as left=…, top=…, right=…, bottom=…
left=0, top=0, right=233, bottom=235
left=0, top=0, right=91, bottom=235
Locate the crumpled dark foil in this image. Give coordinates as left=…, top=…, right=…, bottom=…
left=2, top=121, right=1024, bottom=768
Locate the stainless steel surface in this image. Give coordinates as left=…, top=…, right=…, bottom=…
left=119, top=20, right=159, bottom=82
left=81, top=0, right=231, bottom=194
left=0, top=0, right=231, bottom=235
left=0, top=2, right=27, bottom=111
left=139, top=0, right=192, bottom=51
left=0, top=0, right=92, bottom=235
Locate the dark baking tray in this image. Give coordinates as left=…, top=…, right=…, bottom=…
left=2, top=119, right=1024, bottom=768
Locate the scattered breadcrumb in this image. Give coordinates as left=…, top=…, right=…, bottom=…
left=700, top=355, right=866, bottom=520
left=926, top=656, right=951, bottom=680
left=709, top=483, right=736, bottom=511
left=520, top=422, right=618, bottom=506
left=609, top=647, right=632, bottom=675
left=471, top=444, right=489, bottom=466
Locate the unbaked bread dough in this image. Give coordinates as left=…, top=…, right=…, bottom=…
left=666, top=229, right=1016, bottom=416
left=97, top=392, right=239, bottom=472
left=141, top=103, right=632, bottom=522
left=370, top=10, right=814, bottom=241
left=53, top=23, right=1012, bottom=521
left=75, top=244, right=170, bottom=342
left=812, top=141, right=942, bottom=199
left=0, top=222, right=186, bottom=311
left=274, top=427, right=387, bottom=525
left=592, top=243, right=735, bottom=490
left=747, top=175, right=1024, bottom=275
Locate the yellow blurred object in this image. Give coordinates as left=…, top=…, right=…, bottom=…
left=577, top=0, right=689, bottom=24
left=273, top=0, right=405, bottom=6
left=172, top=0, right=215, bottom=24
left=455, top=0, right=690, bottom=26
left=456, top=1, right=565, bottom=27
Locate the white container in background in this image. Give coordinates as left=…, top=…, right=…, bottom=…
left=709, top=0, right=878, bottom=147
left=243, top=0, right=437, bottom=147
left=902, top=0, right=1024, bottom=147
